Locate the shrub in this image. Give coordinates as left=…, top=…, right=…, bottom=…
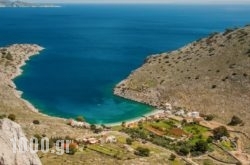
left=75, top=116, right=85, bottom=122
left=213, top=126, right=229, bottom=140
left=121, top=121, right=126, bottom=127
left=8, top=114, right=16, bottom=121
left=206, top=136, right=213, bottom=143
left=192, top=140, right=209, bottom=153
left=126, top=138, right=133, bottom=145
left=90, top=124, right=96, bottom=130
left=169, top=153, right=176, bottom=161
left=177, top=146, right=190, bottom=156
left=33, top=120, right=40, bottom=125
left=134, top=147, right=150, bottom=157
left=0, top=114, right=6, bottom=119
left=211, top=85, right=217, bottom=89
left=94, top=127, right=103, bottom=133
left=228, top=115, right=242, bottom=126
left=5, top=52, right=13, bottom=61
left=223, top=28, right=235, bottom=36
left=205, top=114, right=215, bottom=121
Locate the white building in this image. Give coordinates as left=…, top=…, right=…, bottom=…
left=105, top=136, right=117, bottom=143
left=187, top=111, right=200, bottom=118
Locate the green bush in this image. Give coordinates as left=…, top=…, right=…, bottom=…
left=177, top=146, right=190, bottom=156
left=90, top=124, right=96, bottom=130
left=228, top=115, right=242, bottom=126
left=192, top=140, right=209, bottom=153
left=75, top=116, right=85, bottom=122
left=5, top=52, right=13, bottom=61
left=134, top=147, right=150, bottom=157
left=205, top=114, right=215, bottom=121
left=126, top=138, right=133, bottom=145
left=33, top=120, right=40, bottom=125
left=8, top=114, right=16, bottom=121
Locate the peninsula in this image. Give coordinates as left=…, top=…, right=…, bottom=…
left=0, top=0, right=60, bottom=7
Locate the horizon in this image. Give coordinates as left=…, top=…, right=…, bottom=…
left=24, top=0, right=250, bottom=4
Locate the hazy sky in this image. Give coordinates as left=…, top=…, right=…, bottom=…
left=26, top=0, right=250, bottom=4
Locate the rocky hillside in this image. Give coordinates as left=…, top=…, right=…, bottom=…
left=0, top=118, right=42, bottom=165
left=114, top=25, right=250, bottom=134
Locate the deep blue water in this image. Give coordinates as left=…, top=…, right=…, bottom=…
left=0, top=5, right=250, bottom=124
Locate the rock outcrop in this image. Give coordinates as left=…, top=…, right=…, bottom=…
left=0, top=118, right=42, bottom=165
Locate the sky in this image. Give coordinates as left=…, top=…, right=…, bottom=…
left=26, top=0, right=250, bottom=4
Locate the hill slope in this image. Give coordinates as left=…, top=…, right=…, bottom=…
left=114, top=25, right=250, bottom=134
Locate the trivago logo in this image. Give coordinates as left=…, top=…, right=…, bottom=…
left=10, top=137, right=74, bottom=155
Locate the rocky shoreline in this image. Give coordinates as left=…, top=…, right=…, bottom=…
left=0, top=44, right=44, bottom=113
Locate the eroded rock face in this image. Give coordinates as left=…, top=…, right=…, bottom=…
left=0, top=118, right=42, bottom=165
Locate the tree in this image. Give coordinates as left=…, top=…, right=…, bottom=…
left=134, top=147, right=150, bottom=157
left=192, top=140, right=209, bottom=153
left=75, top=116, right=85, bottom=122
left=213, top=126, right=229, bottom=140
left=8, top=114, right=16, bottom=121
left=177, top=146, right=190, bottom=156
left=228, top=115, right=242, bottom=126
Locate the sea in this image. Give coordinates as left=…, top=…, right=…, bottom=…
left=0, top=4, right=249, bottom=124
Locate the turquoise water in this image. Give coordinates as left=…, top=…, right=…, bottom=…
left=0, top=5, right=250, bottom=124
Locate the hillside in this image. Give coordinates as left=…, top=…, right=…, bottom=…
left=114, top=25, right=250, bottom=134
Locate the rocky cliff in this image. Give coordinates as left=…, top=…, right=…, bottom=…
left=0, top=118, right=42, bottom=165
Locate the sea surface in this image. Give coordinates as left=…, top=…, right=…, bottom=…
left=0, top=5, right=250, bottom=124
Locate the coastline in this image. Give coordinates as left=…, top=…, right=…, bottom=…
left=105, top=109, right=165, bottom=127
left=4, top=44, right=159, bottom=126
left=2, top=44, right=67, bottom=122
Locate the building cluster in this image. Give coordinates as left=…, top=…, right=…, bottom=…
left=78, top=135, right=117, bottom=145
left=69, top=119, right=91, bottom=129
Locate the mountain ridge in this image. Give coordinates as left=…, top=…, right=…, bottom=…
left=114, top=25, right=250, bottom=135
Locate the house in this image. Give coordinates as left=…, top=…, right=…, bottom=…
left=175, top=110, right=185, bottom=116
left=69, top=119, right=90, bottom=129
left=187, top=111, right=200, bottom=118
left=83, top=137, right=99, bottom=144
left=89, top=138, right=99, bottom=144
left=105, top=136, right=117, bottom=143
left=165, top=103, right=172, bottom=110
